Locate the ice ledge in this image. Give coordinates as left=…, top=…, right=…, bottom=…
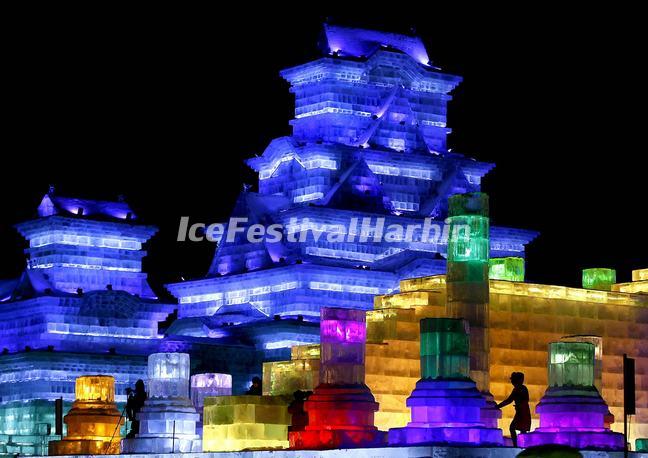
left=61, top=445, right=647, bottom=458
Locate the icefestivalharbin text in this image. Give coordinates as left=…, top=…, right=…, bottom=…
left=177, top=216, right=469, bottom=244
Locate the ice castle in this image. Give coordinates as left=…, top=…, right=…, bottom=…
left=165, top=23, right=537, bottom=343
left=1, top=24, right=646, bottom=456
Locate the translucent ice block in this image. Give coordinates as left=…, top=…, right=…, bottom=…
left=582, top=268, right=616, bottom=291
left=548, top=342, right=595, bottom=388
left=147, top=353, right=190, bottom=398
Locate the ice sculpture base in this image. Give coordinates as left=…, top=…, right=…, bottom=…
left=518, top=386, right=624, bottom=451
left=388, top=379, right=503, bottom=446
left=289, top=385, right=386, bottom=449
left=388, top=426, right=504, bottom=446
left=49, top=439, right=120, bottom=456
left=120, top=436, right=201, bottom=454
left=290, top=429, right=387, bottom=450
left=120, top=397, right=201, bottom=454
left=519, top=431, right=625, bottom=451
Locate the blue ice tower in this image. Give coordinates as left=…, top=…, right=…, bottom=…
left=166, top=24, right=537, bottom=350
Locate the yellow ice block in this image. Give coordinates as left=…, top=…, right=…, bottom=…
left=202, top=395, right=291, bottom=452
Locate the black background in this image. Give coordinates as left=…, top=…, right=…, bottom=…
left=2, top=10, right=646, bottom=299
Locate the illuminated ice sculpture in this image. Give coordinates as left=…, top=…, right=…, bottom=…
left=121, top=353, right=201, bottom=453
left=48, top=375, right=123, bottom=455
left=289, top=307, right=386, bottom=449
left=388, top=318, right=503, bottom=446
left=518, top=342, right=624, bottom=450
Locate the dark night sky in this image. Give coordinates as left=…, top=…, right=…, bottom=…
left=2, top=11, right=646, bottom=298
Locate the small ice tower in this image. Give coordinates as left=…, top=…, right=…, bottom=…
left=388, top=318, right=503, bottom=446
left=48, top=375, right=123, bottom=455
left=289, top=307, right=386, bottom=449
left=16, top=192, right=158, bottom=297
left=518, top=342, right=624, bottom=450
left=121, top=353, right=201, bottom=453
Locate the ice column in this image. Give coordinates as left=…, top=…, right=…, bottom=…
left=446, top=192, right=490, bottom=392
left=289, top=307, right=386, bottom=449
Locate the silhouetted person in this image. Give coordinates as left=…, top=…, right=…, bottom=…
left=246, top=376, right=262, bottom=395
left=125, top=379, right=147, bottom=438
left=288, top=390, right=311, bottom=432
left=497, top=372, right=531, bottom=447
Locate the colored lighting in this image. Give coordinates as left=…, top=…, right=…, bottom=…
left=548, top=342, right=595, bottom=388
left=147, top=352, right=190, bottom=398
left=190, top=373, right=232, bottom=415
left=637, top=438, right=648, bottom=452
left=3, top=23, right=647, bottom=455
left=447, top=193, right=489, bottom=266
left=446, top=192, right=491, bottom=393
left=263, top=345, right=320, bottom=396
left=366, top=273, right=648, bottom=443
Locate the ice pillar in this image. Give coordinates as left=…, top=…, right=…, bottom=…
left=289, top=307, right=386, bottom=449
left=446, top=192, right=490, bottom=392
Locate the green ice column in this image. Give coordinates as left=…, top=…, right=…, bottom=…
left=446, top=192, right=490, bottom=392
left=420, top=318, right=470, bottom=380
left=548, top=342, right=595, bottom=388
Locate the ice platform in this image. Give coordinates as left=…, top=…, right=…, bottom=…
left=59, top=446, right=648, bottom=458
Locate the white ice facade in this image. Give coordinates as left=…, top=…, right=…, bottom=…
left=166, top=25, right=537, bottom=339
